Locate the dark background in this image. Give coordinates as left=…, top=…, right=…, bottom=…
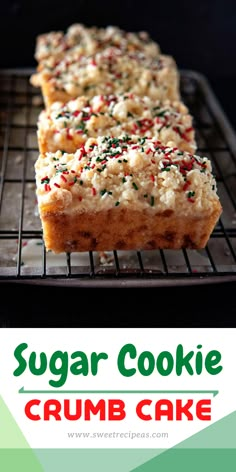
left=0, top=0, right=235, bottom=324
left=1, top=0, right=236, bottom=129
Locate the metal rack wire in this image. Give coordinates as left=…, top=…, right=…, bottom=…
left=0, top=69, right=236, bottom=286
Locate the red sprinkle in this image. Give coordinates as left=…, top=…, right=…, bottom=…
left=173, top=126, right=182, bottom=136
left=150, top=174, right=155, bottom=182
left=186, top=127, right=194, bottom=133
left=188, top=197, right=195, bottom=203
left=44, top=183, right=51, bottom=192
left=66, top=128, right=73, bottom=140
left=60, top=175, right=67, bottom=182
left=78, top=196, right=83, bottom=201
left=132, top=123, right=138, bottom=133
left=92, top=187, right=96, bottom=196
left=78, top=145, right=87, bottom=160
left=182, top=133, right=191, bottom=142
left=146, top=148, right=152, bottom=155
left=183, top=181, right=190, bottom=191
left=54, top=183, right=61, bottom=188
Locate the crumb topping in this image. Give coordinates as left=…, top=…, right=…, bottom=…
left=35, top=136, right=219, bottom=215
left=41, top=48, right=179, bottom=102
left=38, top=95, right=195, bottom=152
left=35, top=24, right=160, bottom=62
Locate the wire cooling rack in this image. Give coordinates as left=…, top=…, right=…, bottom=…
left=0, top=69, right=236, bottom=287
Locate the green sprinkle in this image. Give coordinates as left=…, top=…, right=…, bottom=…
left=108, top=191, right=112, bottom=195
left=80, top=180, right=83, bottom=185
left=155, top=110, right=166, bottom=117
left=143, top=194, right=148, bottom=198
left=100, top=189, right=107, bottom=196
left=150, top=196, right=155, bottom=206
left=123, top=158, right=128, bottom=163
left=41, top=177, right=50, bottom=184
left=84, top=85, right=94, bottom=92
left=139, top=137, right=147, bottom=145
left=212, top=184, right=215, bottom=190
left=115, top=201, right=120, bottom=206
left=122, top=177, right=126, bottom=183
left=188, top=191, right=195, bottom=198
left=161, top=167, right=170, bottom=172
left=127, top=111, right=134, bottom=117
left=76, top=122, right=86, bottom=131
left=132, top=182, right=138, bottom=190
left=110, top=138, right=120, bottom=145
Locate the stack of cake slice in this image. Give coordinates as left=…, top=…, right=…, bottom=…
left=32, top=23, right=222, bottom=253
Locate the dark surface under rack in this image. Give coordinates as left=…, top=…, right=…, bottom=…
left=0, top=69, right=236, bottom=287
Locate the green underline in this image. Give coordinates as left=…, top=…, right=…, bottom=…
left=19, top=387, right=219, bottom=397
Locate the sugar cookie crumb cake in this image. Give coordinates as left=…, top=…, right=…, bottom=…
left=38, top=95, right=196, bottom=154
left=32, top=24, right=160, bottom=88
left=35, top=24, right=160, bottom=63
left=39, top=48, right=179, bottom=107
left=35, top=136, right=222, bottom=253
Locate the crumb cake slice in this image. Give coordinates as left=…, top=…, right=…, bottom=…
left=38, top=48, right=179, bottom=107
left=31, top=24, right=160, bottom=87
left=35, top=24, right=160, bottom=63
left=38, top=95, right=196, bottom=154
left=35, top=136, right=222, bottom=253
